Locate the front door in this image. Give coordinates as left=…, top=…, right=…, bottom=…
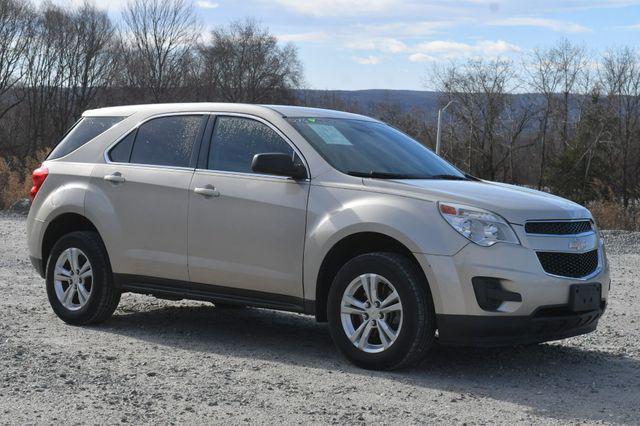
left=187, top=115, right=309, bottom=300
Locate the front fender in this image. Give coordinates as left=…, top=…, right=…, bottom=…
left=303, top=184, right=468, bottom=303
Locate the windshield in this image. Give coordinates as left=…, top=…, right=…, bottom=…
left=287, top=117, right=466, bottom=179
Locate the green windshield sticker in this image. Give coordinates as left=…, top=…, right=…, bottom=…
left=308, top=123, right=352, bottom=146
left=307, top=118, right=316, bottom=123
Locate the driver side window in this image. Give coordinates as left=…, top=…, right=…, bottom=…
left=208, top=116, right=295, bottom=174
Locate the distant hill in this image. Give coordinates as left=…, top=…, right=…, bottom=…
left=296, top=89, right=579, bottom=126
left=296, top=89, right=442, bottom=115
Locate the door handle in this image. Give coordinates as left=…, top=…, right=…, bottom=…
left=104, top=172, right=126, bottom=183
left=194, top=186, right=220, bottom=197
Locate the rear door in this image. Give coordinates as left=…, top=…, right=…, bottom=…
left=90, top=114, right=206, bottom=282
left=187, top=115, right=310, bottom=302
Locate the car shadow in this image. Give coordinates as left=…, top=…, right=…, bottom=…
left=95, top=300, right=640, bottom=424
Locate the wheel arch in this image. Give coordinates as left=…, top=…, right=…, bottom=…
left=313, top=232, right=431, bottom=322
left=41, top=213, right=107, bottom=269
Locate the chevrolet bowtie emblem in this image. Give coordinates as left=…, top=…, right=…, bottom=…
left=568, top=238, right=588, bottom=251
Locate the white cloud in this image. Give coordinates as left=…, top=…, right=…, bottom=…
left=409, top=39, right=521, bottom=60
left=196, top=1, right=219, bottom=9
left=277, top=32, right=329, bottom=42
left=476, top=40, right=523, bottom=54
left=489, top=17, right=591, bottom=33
left=356, top=20, right=456, bottom=37
left=346, top=35, right=521, bottom=61
left=616, top=22, right=640, bottom=30
left=346, top=38, right=409, bottom=53
left=272, top=0, right=399, bottom=16
left=414, top=40, right=474, bottom=54
left=38, top=0, right=129, bottom=11
left=408, top=53, right=436, bottom=62
left=353, top=55, right=382, bottom=65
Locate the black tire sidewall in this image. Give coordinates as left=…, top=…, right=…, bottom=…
left=327, top=253, right=432, bottom=370
left=45, top=232, right=112, bottom=325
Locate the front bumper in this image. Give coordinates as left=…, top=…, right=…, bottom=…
left=436, top=303, right=605, bottom=346
left=415, top=232, right=611, bottom=346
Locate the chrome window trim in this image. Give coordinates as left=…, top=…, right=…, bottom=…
left=99, top=161, right=195, bottom=173
left=193, top=168, right=309, bottom=182
left=103, top=112, right=209, bottom=169
left=103, top=111, right=311, bottom=180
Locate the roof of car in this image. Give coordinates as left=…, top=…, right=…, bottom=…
left=83, top=103, right=377, bottom=122
left=261, top=105, right=376, bottom=121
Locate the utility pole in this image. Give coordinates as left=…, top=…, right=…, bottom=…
left=435, top=100, right=454, bottom=156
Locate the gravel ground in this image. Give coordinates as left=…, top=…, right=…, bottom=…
left=1, top=213, right=639, bottom=425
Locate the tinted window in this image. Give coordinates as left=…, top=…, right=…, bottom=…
left=49, top=116, right=124, bottom=159
left=130, top=115, right=203, bottom=167
left=108, top=131, right=135, bottom=163
left=209, top=116, right=294, bottom=173
left=288, top=118, right=465, bottom=179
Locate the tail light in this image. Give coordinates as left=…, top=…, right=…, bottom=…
left=29, top=166, right=49, bottom=201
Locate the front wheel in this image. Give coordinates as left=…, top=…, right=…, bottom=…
left=327, top=252, right=436, bottom=370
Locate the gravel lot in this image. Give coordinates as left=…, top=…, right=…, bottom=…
left=1, top=213, right=639, bottom=425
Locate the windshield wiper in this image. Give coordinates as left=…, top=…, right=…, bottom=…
left=347, top=171, right=421, bottom=179
left=347, top=171, right=470, bottom=180
left=424, top=174, right=468, bottom=181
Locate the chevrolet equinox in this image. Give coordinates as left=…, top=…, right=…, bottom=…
left=26, top=104, right=610, bottom=370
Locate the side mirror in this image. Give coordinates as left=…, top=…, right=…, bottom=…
left=251, top=153, right=307, bottom=180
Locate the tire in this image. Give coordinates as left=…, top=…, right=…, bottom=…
left=46, top=231, right=120, bottom=325
left=327, top=252, right=436, bottom=370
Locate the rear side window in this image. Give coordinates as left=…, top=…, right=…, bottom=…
left=49, top=116, right=124, bottom=159
left=209, top=116, right=294, bottom=173
left=129, top=115, right=203, bottom=167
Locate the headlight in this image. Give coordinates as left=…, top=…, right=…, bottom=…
left=438, top=202, right=520, bottom=247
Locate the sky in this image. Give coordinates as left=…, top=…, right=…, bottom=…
left=41, top=0, right=640, bottom=91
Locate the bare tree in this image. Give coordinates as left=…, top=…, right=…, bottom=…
left=554, top=39, right=589, bottom=147
left=199, top=20, right=303, bottom=103
left=22, top=4, right=68, bottom=154
left=600, top=46, right=640, bottom=206
left=50, top=2, right=118, bottom=136
left=525, top=46, right=561, bottom=189
left=0, top=0, right=35, bottom=120
left=121, top=0, right=200, bottom=102
left=20, top=2, right=118, bottom=153
left=501, top=95, right=537, bottom=182
left=434, top=59, right=524, bottom=180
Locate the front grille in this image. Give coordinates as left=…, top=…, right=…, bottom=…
left=525, top=221, right=592, bottom=235
left=536, top=249, right=599, bottom=278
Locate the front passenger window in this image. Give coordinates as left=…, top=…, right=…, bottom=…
left=209, top=116, right=295, bottom=174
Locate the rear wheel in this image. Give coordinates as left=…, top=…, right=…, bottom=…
left=327, top=252, right=435, bottom=370
left=46, top=231, right=120, bottom=325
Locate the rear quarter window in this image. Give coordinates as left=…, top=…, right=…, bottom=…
left=48, top=116, right=125, bottom=160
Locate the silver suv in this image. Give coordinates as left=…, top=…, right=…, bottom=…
left=26, top=103, right=610, bottom=370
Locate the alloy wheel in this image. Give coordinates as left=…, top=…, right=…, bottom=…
left=340, top=273, right=403, bottom=353
left=53, top=248, right=93, bottom=311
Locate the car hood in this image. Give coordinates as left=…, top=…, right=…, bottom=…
left=362, top=178, right=591, bottom=224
